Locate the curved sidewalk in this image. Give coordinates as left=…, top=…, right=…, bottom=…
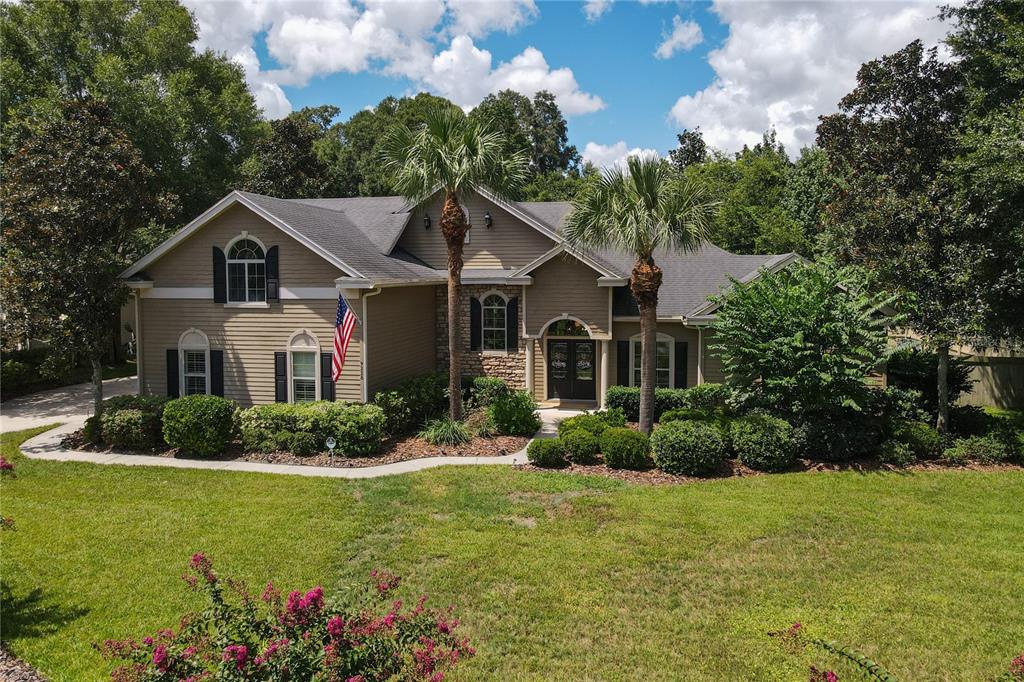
left=15, top=392, right=571, bottom=479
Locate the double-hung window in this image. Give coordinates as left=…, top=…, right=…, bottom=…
left=183, top=350, right=208, bottom=395
left=631, top=335, right=672, bottom=388
left=482, top=294, right=507, bottom=351
left=227, top=238, right=266, bottom=303
left=291, top=351, right=317, bottom=403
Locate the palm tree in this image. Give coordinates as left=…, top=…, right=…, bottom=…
left=381, top=103, right=529, bottom=420
left=563, top=155, right=715, bottom=433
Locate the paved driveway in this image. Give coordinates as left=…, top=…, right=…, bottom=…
left=0, top=376, right=137, bottom=432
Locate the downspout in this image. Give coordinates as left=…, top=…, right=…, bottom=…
left=134, top=291, right=143, bottom=395
left=697, top=326, right=704, bottom=385
left=360, top=287, right=382, bottom=402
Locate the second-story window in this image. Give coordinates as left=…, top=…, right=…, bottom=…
left=227, top=238, right=266, bottom=303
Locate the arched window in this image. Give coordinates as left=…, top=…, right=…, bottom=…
left=482, top=294, right=507, bottom=351
left=630, top=332, right=674, bottom=389
left=178, top=328, right=210, bottom=396
left=226, top=236, right=266, bottom=303
left=287, top=330, right=320, bottom=403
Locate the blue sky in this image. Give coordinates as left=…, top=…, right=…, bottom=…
left=187, top=0, right=948, bottom=166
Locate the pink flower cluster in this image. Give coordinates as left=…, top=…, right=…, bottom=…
left=1009, top=653, right=1024, bottom=680
left=370, top=568, right=401, bottom=595
left=809, top=665, right=839, bottom=682
left=222, top=644, right=248, bottom=671
left=0, top=456, right=14, bottom=472
left=282, top=586, right=324, bottom=626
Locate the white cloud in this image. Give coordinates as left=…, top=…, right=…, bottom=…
left=583, top=0, right=612, bottom=22
left=182, top=0, right=598, bottom=120
left=582, top=141, right=661, bottom=170
left=669, top=1, right=950, bottom=153
left=655, top=15, right=703, bottom=59
left=446, top=0, right=537, bottom=37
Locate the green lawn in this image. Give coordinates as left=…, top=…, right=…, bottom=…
left=2, top=427, right=1022, bottom=681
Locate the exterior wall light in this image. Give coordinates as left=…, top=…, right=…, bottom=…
left=484, top=211, right=492, bottom=228
left=423, top=214, right=431, bottom=229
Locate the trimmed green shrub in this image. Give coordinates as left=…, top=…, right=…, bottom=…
left=470, top=377, right=510, bottom=407
left=682, top=383, right=732, bottom=413
left=103, top=394, right=171, bottom=414
left=464, top=408, right=497, bottom=438
left=83, top=416, right=102, bottom=445
left=419, top=418, right=472, bottom=446
left=604, top=386, right=640, bottom=421
left=562, top=429, right=599, bottom=464
left=526, top=437, right=567, bottom=468
left=290, top=431, right=319, bottom=456
left=162, top=395, right=236, bottom=457
left=241, top=427, right=272, bottom=453
left=651, top=420, right=725, bottom=476
left=273, top=430, right=294, bottom=452
left=891, top=420, right=942, bottom=460
left=557, top=413, right=609, bottom=438
left=731, top=415, right=794, bottom=472
left=949, top=405, right=994, bottom=437
left=659, top=408, right=715, bottom=424
left=489, top=390, right=541, bottom=436
left=101, top=408, right=160, bottom=450
left=600, top=428, right=650, bottom=470
left=372, top=390, right=411, bottom=437
left=792, top=411, right=882, bottom=462
left=605, top=384, right=733, bottom=422
left=1, top=360, right=33, bottom=389
left=593, top=407, right=627, bottom=428
left=238, top=402, right=384, bottom=456
left=943, top=435, right=1012, bottom=465
left=879, top=440, right=915, bottom=467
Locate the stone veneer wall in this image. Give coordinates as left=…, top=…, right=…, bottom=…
left=435, top=284, right=526, bottom=389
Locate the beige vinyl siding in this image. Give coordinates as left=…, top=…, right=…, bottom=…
left=397, top=194, right=555, bottom=270
left=610, top=322, right=701, bottom=388
left=525, top=257, right=609, bottom=337
left=365, top=285, right=436, bottom=395
left=147, top=203, right=346, bottom=287
left=140, top=298, right=362, bottom=406
left=532, top=339, right=545, bottom=402
left=701, top=329, right=726, bottom=384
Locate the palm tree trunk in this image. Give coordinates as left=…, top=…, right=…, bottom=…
left=440, top=191, right=469, bottom=420
left=630, top=256, right=662, bottom=434
left=936, top=342, right=950, bottom=435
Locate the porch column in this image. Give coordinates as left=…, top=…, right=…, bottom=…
left=697, top=327, right=705, bottom=385
left=525, top=338, right=534, bottom=396
left=600, top=339, right=609, bottom=408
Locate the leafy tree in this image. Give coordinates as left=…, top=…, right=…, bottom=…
left=782, top=146, right=835, bottom=251
left=469, top=89, right=581, bottom=180
left=241, top=108, right=335, bottom=198
left=1, top=100, right=166, bottom=417
left=669, top=127, right=708, bottom=170
left=818, top=40, right=970, bottom=433
left=711, top=262, right=896, bottom=419
left=381, top=104, right=529, bottom=419
left=520, top=165, right=598, bottom=201
left=564, top=156, right=715, bottom=433
left=1, top=0, right=263, bottom=225
left=886, top=348, right=974, bottom=418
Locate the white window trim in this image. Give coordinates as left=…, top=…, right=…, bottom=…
left=479, top=290, right=508, bottom=354
left=628, top=332, right=674, bottom=389
left=286, top=329, right=321, bottom=403
left=225, top=233, right=268, bottom=305
left=178, top=328, right=210, bottom=396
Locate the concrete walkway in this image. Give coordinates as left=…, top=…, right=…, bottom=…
left=10, top=379, right=575, bottom=478
left=1, top=376, right=137, bottom=432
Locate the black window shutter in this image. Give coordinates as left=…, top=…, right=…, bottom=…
left=469, top=297, right=482, bottom=351
left=320, top=352, right=335, bottom=402
left=266, top=246, right=280, bottom=302
left=505, top=297, right=518, bottom=351
left=674, top=342, right=688, bottom=389
left=213, top=247, right=226, bottom=303
left=166, top=349, right=179, bottom=397
left=274, top=352, right=288, bottom=403
left=616, top=340, right=630, bottom=386
left=210, top=350, right=224, bottom=396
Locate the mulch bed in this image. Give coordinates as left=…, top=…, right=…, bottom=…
left=517, top=455, right=1024, bottom=485
left=62, top=431, right=527, bottom=469
left=0, top=647, right=47, bottom=682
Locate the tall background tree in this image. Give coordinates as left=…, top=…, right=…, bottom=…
left=563, top=156, right=715, bottom=433
left=241, top=107, right=337, bottom=198
left=1, top=100, right=165, bottom=416
left=0, top=0, right=263, bottom=226
left=380, top=104, right=529, bottom=420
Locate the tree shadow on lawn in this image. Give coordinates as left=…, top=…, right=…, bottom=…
left=0, top=581, right=89, bottom=641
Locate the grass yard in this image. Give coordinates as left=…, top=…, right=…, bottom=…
left=2, top=426, right=1022, bottom=681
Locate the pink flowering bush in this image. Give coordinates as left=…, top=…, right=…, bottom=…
left=97, top=554, right=473, bottom=681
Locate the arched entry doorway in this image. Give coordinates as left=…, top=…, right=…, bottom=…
left=543, top=319, right=596, bottom=401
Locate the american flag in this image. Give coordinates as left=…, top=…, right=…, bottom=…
left=332, top=294, right=356, bottom=382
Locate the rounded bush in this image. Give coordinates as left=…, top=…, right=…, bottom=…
left=273, top=430, right=295, bottom=452
left=879, top=440, right=915, bottom=467
left=730, top=415, right=794, bottom=472
left=527, top=438, right=567, bottom=468
left=562, top=429, right=599, bottom=464
left=594, top=408, right=627, bottom=429
left=600, top=428, right=650, bottom=470
left=489, top=390, right=541, bottom=436
left=650, top=420, right=725, bottom=476
left=290, top=431, right=319, bottom=456
left=943, top=435, right=1012, bottom=465
left=792, top=413, right=881, bottom=462
left=242, top=427, right=272, bottom=453
left=162, top=395, right=236, bottom=457
left=891, top=420, right=942, bottom=460
left=557, top=413, right=609, bottom=439
left=470, top=377, right=510, bottom=407
left=1, top=360, right=33, bottom=389
left=681, top=383, right=732, bottom=413
left=82, top=416, right=102, bottom=445
left=659, top=408, right=715, bottom=424
left=101, top=408, right=160, bottom=450
left=372, top=390, right=412, bottom=436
